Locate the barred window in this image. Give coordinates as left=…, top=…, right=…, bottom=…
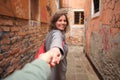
left=74, top=11, right=84, bottom=24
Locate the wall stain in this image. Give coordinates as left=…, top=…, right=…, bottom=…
left=99, top=25, right=113, bottom=52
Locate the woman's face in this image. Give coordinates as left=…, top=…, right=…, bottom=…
left=55, top=15, right=67, bottom=31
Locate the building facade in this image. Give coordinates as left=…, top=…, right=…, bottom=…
left=0, top=0, right=58, bottom=78
left=84, top=0, right=120, bottom=79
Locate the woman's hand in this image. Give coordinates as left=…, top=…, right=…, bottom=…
left=38, top=47, right=61, bottom=67
left=48, top=47, right=62, bottom=67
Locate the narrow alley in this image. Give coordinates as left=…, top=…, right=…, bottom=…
left=66, top=45, right=99, bottom=80
left=0, top=0, right=120, bottom=80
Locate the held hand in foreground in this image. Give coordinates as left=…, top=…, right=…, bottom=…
left=38, top=48, right=61, bottom=67
left=48, top=48, right=62, bottom=67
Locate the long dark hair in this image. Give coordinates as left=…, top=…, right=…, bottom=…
left=49, top=11, right=69, bottom=32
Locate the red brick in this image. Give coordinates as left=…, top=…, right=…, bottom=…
left=0, top=68, right=3, bottom=74
left=1, top=38, right=10, bottom=45
left=0, top=19, right=13, bottom=26
left=18, top=31, right=26, bottom=36
left=6, top=66, right=15, bottom=75
left=10, top=58, right=19, bottom=65
left=2, top=26, right=10, bottom=31
left=0, top=54, right=3, bottom=60
left=0, top=58, right=10, bottom=67
left=11, top=26, right=19, bottom=32
left=1, top=45, right=10, bottom=52
left=10, top=48, right=20, bottom=55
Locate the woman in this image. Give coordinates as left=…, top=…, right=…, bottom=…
left=45, top=11, right=69, bottom=80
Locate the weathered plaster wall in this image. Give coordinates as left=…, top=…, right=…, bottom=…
left=60, top=0, right=85, bottom=9
left=0, top=0, right=29, bottom=19
left=84, top=0, right=120, bottom=79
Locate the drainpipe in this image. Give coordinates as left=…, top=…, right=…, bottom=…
left=67, top=0, right=72, bottom=45
left=69, top=17, right=72, bottom=45
left=83, top=18, right=87, bottom=54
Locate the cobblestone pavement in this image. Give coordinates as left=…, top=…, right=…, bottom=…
left=66, top=45, right=99, bottom=80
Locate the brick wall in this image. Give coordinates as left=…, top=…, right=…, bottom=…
left=0, top=15, right=47, bottom=78
left=84, top=0, right=120, bottom=79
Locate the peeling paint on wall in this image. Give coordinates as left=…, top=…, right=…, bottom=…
left=90, top=26, right=120, bottom=79
left=85, top=0, right=120, bottom=79
left=99, top=25, right=113, bottom=52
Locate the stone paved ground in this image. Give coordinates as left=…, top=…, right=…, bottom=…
left=66, top=45, right=99, bottom=80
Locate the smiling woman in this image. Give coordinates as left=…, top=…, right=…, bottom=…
left=55, top=15, right=67, bottom=31
left=45, top=10, right=69, bottom=80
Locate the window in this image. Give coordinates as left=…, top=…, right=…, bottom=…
left=91, top=0, right=100, bottom=18
left=93, top=0, right=99, bottom=13
left=30, top=0, right=39, bottom=20
left=74, top=11, right=84, bottom=24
